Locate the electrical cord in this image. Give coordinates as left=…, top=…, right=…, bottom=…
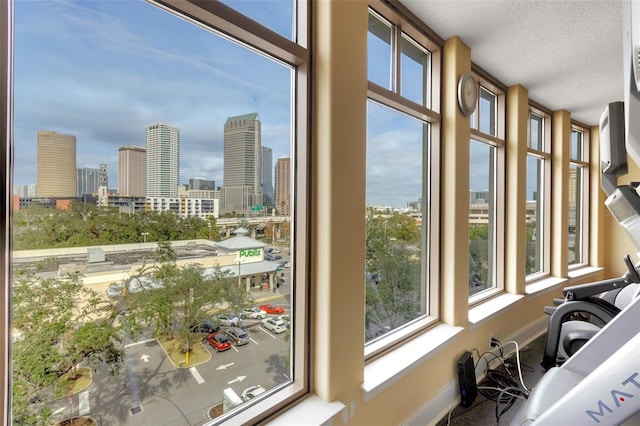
left=447, top=340, right=533, bottom=425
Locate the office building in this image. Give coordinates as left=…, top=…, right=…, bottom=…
left=261, top=146, right=274, bottom=207
left=222, top=112, right=262, bottom=214
left=118, top=145, right=146, bottom=196
left=275, top=157, right=290, bottom=216
left=188, top=178, right=215, bottom=191
left=77, top=167, right=100, bottom=196
left=145, top=123, right=179, bottom=197
left=36, top=130, right=76, bottom=197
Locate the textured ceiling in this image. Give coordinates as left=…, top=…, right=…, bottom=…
left=400, top=0, right=623, bottom=126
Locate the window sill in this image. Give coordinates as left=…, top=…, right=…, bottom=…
left=265, top=394, right=345, bottom=425
left=568, top=266, right=603, bottom=283
left=361, top=323, right=463, bottom=402
left=468, top=293, right=524, bottom=329
left=525, top=276, right=567, bottom=296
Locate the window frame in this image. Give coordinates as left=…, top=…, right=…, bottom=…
left=364, top=0, right=441, bottom=360
left=525, top=107, right=552, bottom=282
left=5, top=0, right=311, bottom=424
left=468, top=77, right=506, bottom=306
left=568, top=125, right=590, bottom=269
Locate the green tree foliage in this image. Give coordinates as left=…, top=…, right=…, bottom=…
left=13, top=202, right=214, bottom=250
left=12, top=268, right=123, bottom=424
left=365, top=212, right=421, bottom=337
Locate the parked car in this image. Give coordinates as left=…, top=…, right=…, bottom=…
left=262, top=318, right=287, bottom=334
left=276, top=314, right=290, bottom=328
left=212, top=314, right=239, bottom=327
left=241, top=385, right=266, bottom=402
left=273, top=255, right=283, bottom=261
left=240, top=307, right=267, bottom=320
left=259, top=304, right=285, bottom=315
left=189, top=319, right=220, bottom=334
left=225, top=327, right=250, bottom=346
left=206, top=332, right=232, bottom=352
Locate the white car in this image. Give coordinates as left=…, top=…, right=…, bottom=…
left=262, top=318, right=287, bottom=334
left=241, top=385, right=266, bottom=402
left=240, top=307, right=267, bottom=320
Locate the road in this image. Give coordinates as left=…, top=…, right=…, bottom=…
left=49, top=304, right=291, bottom=425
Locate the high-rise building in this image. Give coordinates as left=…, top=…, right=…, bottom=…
left=262, top=146, right=274, bottom=207
left=222, top=113, right=262, bottom=214
left=189, top=178, right=215, bottom=191
left=275, top=157, right=291, bottom=216
left=145, top=123, right=179, bottom=197
left=77, top=167, right=100, bottom=196
left=118, top=145, right=146, bottom=196
left=37, top=130, right=77, bottom=197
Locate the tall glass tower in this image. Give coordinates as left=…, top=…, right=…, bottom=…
left=222, top=113, right=262, bottom=214
left=146, top=123, right=180, bottom=197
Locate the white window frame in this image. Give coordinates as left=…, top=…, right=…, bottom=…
left=525, top=108, right=552, bottom=282
left=468, top=78, right=506, bottom=306
left=568, top=125, right=590, bottom=269
left=365, top=0, right=441, bottom=360
left=4, top=0, right=311, bottom=424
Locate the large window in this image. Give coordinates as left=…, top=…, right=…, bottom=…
left=569, top=127, right=589, bottom=266
left=526, top=109, right=551, bottom=278
left=469, top=83, right=505, bottom=300
left=365, top=3, right=440, bottom=353
left=10, top=1, right=308, bottom=424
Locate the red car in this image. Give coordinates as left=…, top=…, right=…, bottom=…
left=206, top=332, right=232, bottom=352
left=258, top=304, right=284, bottom=315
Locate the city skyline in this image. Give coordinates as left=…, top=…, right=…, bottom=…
left=14, top=1, right=292, bottom=192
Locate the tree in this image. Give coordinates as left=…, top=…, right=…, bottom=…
left=12, top=268, right=123, bottom=424
left=365, top=213, right=421, bottom=338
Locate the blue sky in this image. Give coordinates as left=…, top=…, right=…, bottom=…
left=14, top=0, right=535, bottom=208
left=14, top=0, right=293, bottom=189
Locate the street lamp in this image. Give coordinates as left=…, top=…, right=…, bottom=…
left=234, top=257, right=246, bottom=290
left=141, top=232, right=149, bottom=243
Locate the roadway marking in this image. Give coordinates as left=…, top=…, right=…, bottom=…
left=78, top=391, right=90, bottom=415
left=216, top=362, right=235, bottom=370
left=124, top=338, right=156, bottom=348
left=231, top=345, right=239, bottom=352
left=250, top=337, right=259, bottom=345
left=52, top=407, right=66, bottom=416
left=189, top=367, right=205, bottom=384
left=228, top=375, right=246, bottom=384
left=260, top=327, right=277, bottom=339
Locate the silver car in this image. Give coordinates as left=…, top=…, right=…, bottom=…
left=225, top=327, right=250, bottom=346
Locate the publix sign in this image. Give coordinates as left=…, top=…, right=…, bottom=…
left=239, top=249, right=262, bottom=258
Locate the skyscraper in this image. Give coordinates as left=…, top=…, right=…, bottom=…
left=145, top=123, right=179, bottom=197
left=222, top=113, right=262, bottom=214
left=36, top=130, right=77, bottom=197
left=275, top=157, right=291, bottom=216
left=118, top=145, right=146, bottom=196
left=262, top=146, right=274, bottom=207
left=77, top=167, right=100, bottom=196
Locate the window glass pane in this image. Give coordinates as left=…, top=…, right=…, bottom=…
left=529, top=112, right=543, bottom=151
left=469, top=140, right=496, bottom=295
left=479, top=88, right=496, bottom=136
left=526, top=155, right=543, bottom=274
left=571, top=129, right=583, bottom=161
left=221, top=0, right=294, bottom=40
left=13, top=1, right=295, bottom=423
left=400, top=33, right=429, bottom=107
left=368, top=12, right=393, bottom=90
left=569, top=164, right=583, bottom=264
left=365, top=101, right=427, bottom=342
